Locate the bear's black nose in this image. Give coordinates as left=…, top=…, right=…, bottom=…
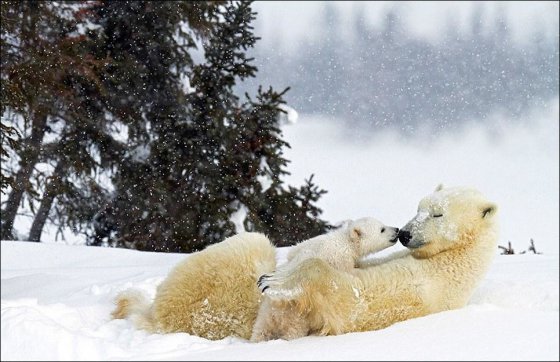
left=398, top=230, right=411, bottom=246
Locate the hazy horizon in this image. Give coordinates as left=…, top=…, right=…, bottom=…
left=252, top=1, right=559, bottom=50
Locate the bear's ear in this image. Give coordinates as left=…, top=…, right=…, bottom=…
left=481, top=202, right=498, bottom=219
left=435, top=184, right=444, bottom=192
left=350, top=226, right=362, bottom=242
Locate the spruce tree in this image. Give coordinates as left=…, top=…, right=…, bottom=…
left=1, top=1, right=116, bottom=240
left=92, top=1, right=329, bottom=252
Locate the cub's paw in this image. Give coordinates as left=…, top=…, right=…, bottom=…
left=257, top=270, right=302, bottom=300
left=257, top=273, right=272, bottom=292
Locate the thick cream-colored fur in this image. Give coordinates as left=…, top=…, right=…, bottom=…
left=257, top=186, right=499, bottom=340
left=111, top=232, right=276, bottom=340
left=111, top=187, right=497, bottom=342
left=251, top=217, right=398, bottom=342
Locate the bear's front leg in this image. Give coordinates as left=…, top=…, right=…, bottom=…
left=258, top=258, right=360, bottom=337
left=257, top=258, right=332, bottom=300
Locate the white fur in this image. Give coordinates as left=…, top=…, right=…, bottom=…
left=255, top=186, right=499, bottom=341
left=283, top=217, right=399, bottom=273
left=110, top=186, right=498, bottom=343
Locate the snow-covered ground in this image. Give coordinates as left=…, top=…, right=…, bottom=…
left=1, top=240, right=558, bottom=361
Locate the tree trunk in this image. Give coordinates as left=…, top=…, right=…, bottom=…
left=28, top=160, right=65, bottom=242
left=1, top=114, right=47, bottom=240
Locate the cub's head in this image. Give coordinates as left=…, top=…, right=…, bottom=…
left=398, top=184, right=498, bottom=258
left=348, top=217, right=399, bottom=256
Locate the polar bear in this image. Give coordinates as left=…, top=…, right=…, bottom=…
left=111, top=186, right=498, bottom=342
left=111, top=232, right=277, bottom=340
left=251, top=217, right=399, bottom=341
left=281, top=217, right=399, bottom=276
left=256, top=185, right=498, bottom=339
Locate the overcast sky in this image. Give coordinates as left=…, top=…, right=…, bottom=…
left=252, top=1, right=559, bottom=49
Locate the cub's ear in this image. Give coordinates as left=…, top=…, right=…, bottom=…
left=481, top=202, right=498, bottom=219
left=435, top=184, right=444, bottom=192
left=349, top=226, right=362, bottom=242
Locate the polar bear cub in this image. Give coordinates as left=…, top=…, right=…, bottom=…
left=257, top=217, right=399, bottom=296
left=252, top=217, right=399, bottom=341
left=287, top=217, right=399, bottom=272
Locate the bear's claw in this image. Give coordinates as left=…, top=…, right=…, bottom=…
left=257, top=274, right=270, bottom=289
left=257, top=271, right=303, bottom=299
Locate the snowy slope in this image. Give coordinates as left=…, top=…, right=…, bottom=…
left=1, top=240, right=558, bottom=361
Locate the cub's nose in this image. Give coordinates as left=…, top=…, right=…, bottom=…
left=390, top=227, right=399, bottom=243
left=398, top=230, right=411, bottom=246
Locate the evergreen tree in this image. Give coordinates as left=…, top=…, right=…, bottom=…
left=0, top=120, right=20, bottom=194
left=1, top=1, right=115, bottom=240
left=91, top=2, right=329, bottom=252
left=86, top=1, right=224, bottom=250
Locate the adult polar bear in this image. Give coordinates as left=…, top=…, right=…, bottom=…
left=256, top=185, right=498, bottom=339
left=112, top=186, right=498, bottom=341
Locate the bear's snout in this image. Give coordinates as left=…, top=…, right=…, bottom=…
left=398, top=230, right=411, bottom=246
left=390, top=227, right=399, bottom=243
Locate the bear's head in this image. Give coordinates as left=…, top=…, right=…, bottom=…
left=398, top=185, right=498, bottom=258
left=349, top=217, right=400, bottom=256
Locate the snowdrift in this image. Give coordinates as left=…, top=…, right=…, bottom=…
left=1, top=240, right=558, bottom=361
